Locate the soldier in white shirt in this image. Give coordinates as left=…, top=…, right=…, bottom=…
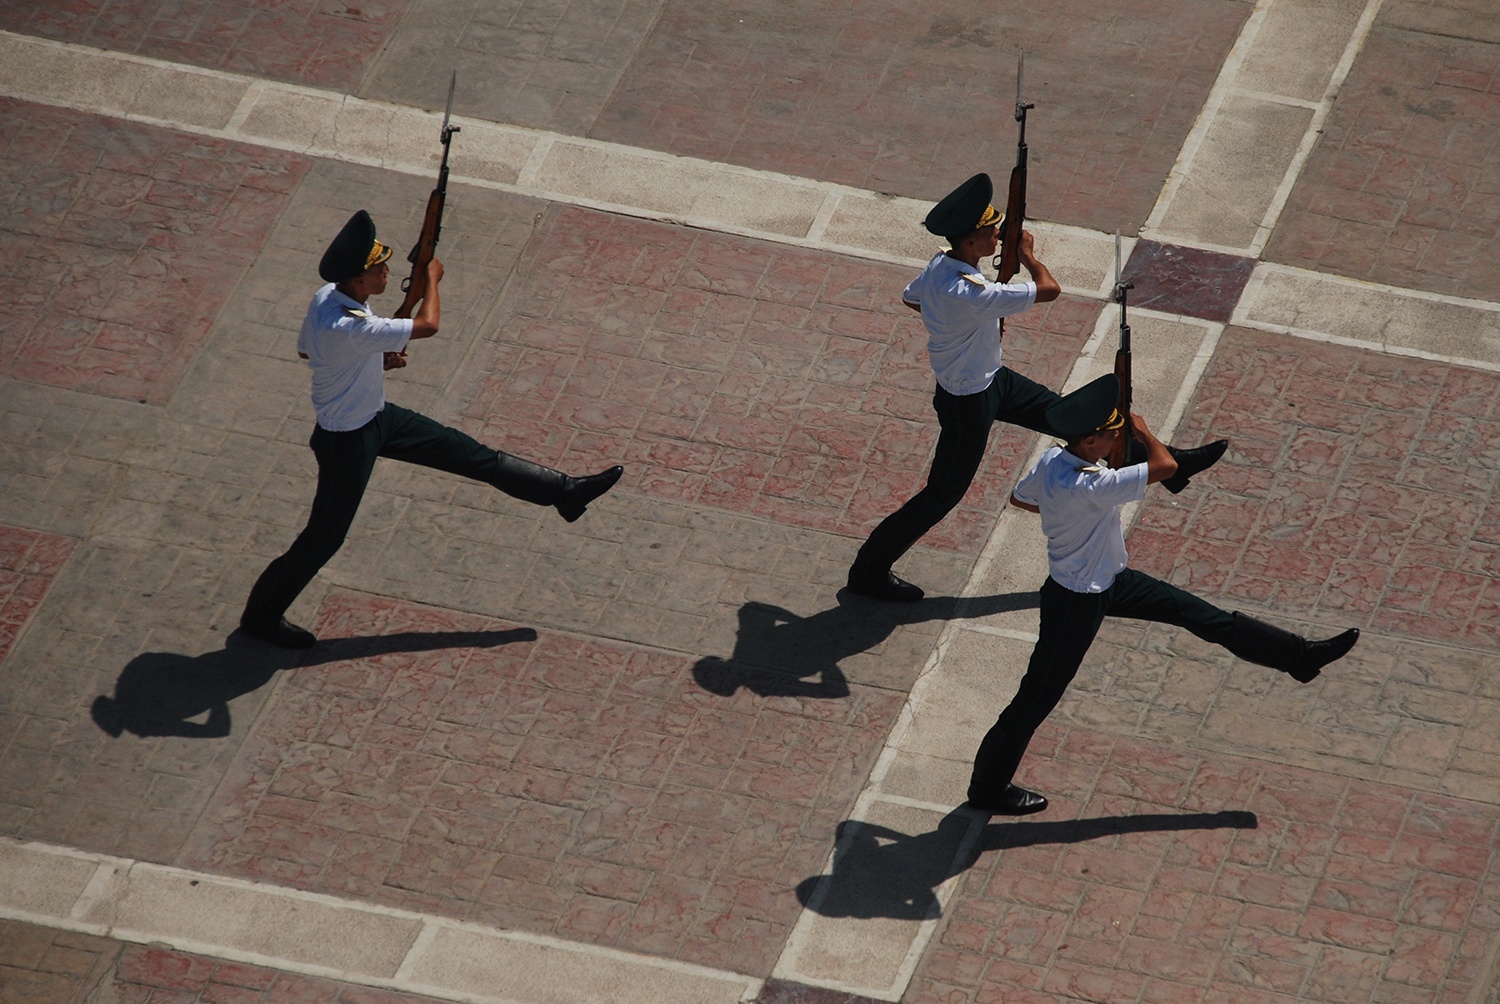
left=239, top=211, right=623, bottom=648
left=967, top=374, right=1359, bottom=815
left=846, top=173, right=1228, bottom=602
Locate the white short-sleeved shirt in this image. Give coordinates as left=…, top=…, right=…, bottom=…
left=296, top=283, right=414, bottom=431
left=902, top=252, right=1037, bottom=396
left=1012, top=445, right=1149, bottom=593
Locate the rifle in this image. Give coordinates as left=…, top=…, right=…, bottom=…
left=394, top=71, right=460, bottom=320
left=996, top=51, right=1033, bottom=282
left=1108, top=231, right=1135, bottom=470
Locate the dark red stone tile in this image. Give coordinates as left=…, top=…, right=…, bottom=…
left=1122, top=240, right=1256, bottom=323
left=0, top=0, right=410, bottom=92
left=0, top=525, right=76, bottom=667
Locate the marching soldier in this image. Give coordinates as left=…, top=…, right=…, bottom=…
left=239, top=210, right=623, bottom=648
left=967, top=374, right=1359, bottom=814
left=846, top=173, right=1227, bottom=602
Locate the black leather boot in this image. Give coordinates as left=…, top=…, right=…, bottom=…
left=493, top=454, right=569, bottom=505
left=556, top=465, right=624, bottom=522
left=846, top=565, right=924, bottom=602
left=240, top=569, right=317, bottom=649
left=967, top=724, right=1047, bottom=815
left=1161, top=439, right=1229, bottom=494
left=1226, top=612, right=1359, bottom=683
left=493, top=457, right=623, bottom=521
left=239, top=614, right=316, bottom=649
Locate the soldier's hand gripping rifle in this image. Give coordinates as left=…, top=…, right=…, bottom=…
left=394, top=71, right=461, bottom=321
left=1108, top=231, right=1135, bottom=470
left=996, top=51, right=1034, bottom=282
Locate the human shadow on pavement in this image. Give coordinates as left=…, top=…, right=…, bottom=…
left=692, top=590, right=1039, bottom=699
left=90, top=627, right=538, bottom=739
left=797, top=806, right=1257, bottom=920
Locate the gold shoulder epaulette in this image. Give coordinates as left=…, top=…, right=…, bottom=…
left=343, top=307, right=372, bottom=318
left=1076, top=465, right=1102, bottom=474
left=960, top=273, right=987, bottom=286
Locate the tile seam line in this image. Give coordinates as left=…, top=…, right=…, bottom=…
left=0, top=837, right=763, bottom=1002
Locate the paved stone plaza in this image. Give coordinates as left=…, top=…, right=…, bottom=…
left=2, top=1, right=1499, bottom=1002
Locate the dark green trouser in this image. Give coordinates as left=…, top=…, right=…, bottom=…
left=997, top=569, right=1234, bottom=735
left=853, top=367, right=1063, bottom=574
left=242, top=404, right=561, bottom=624
left=970, top=569, right=1235, bottom=798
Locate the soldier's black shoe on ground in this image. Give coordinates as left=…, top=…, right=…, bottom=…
left=846, top=566, right=924, bottom=602
left=239, top=616, right=316, bottom=649
left=967, top=783, right=1049, bottom=816
left=1162, top=439, right=1229, bottom=494
left=556, top=465, right=624, bottom=522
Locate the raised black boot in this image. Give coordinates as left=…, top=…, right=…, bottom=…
left=966, top=724, right=1047, bottom=815
left=494, top=457, right=623, bottom=521
left=1161, top=439, right=1229, bottom=494
left=556, top=465, right=624, bottom=522
left=1226, top=612, right=1359, bottom=683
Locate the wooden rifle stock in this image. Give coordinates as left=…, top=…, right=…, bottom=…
left=394, top=72, right=460, bottom=321
left=996, top=51, right=1033, bottom=282
left=1108, top=231, right=1135, bottom=470
left=395, top=188, right=446, bottom=319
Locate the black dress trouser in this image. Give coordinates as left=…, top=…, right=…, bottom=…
left=853, top=367, right=1063, bottom=573
left=242, top=404, right=546, bottom=624
left=996, top=569, right=1235, bottom=736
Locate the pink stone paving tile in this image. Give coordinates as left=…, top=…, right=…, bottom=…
left=181, top=589, right=903, bottom=977
left=1267, top=19, right=1500, bottom=298
left=0, top=1, right=410, bottom=92
left=0, top=101, right=310, bottom=404
left=0, top=525, right=76, bottom=667
left=0, top=921, right=123, bottom=1004
left=1131, top=327, right=1500, bottom=649
left=453, top=206, right=1093, bottom=555
left=904, top=723, right=1500, bottom=1004
left=593, top=0, right=1250, bottom=234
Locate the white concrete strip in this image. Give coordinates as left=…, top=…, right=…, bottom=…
left=1237, top=263, right=1500, bottom=370
left=0, top=839, right=110, bottom=918
left=0, top=838, right=760, bottom=1004
left=404, top=924, right=760, bottom=1004
left=772, top=797, right=986, bottom=1001
left=1143, top=0, right=1384, bottom=255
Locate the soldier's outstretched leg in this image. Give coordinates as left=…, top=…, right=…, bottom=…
left=1225, top=612, right=1359, bottom=683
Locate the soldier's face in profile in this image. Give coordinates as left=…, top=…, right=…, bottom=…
left=973, top=223, right=1000, bottom=258
left=363, top=261, right=390, bottom=295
